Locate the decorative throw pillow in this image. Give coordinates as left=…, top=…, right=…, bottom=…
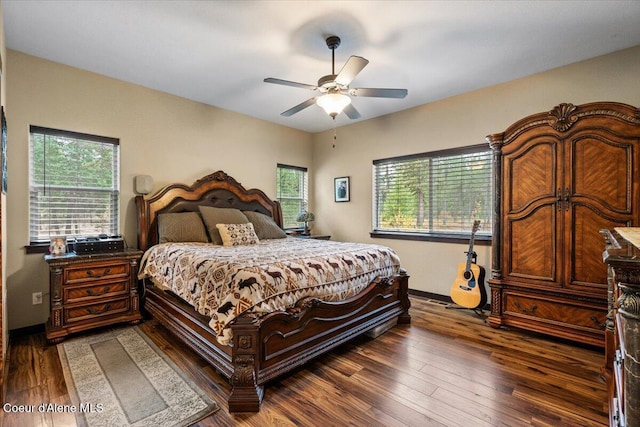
left=158, top=212, right=209, bottom=243
left=199, top=206, right=249, bottom=245
left=243, top=210, right=287, bottom=239
left=216, top=223, right=260, bottom=246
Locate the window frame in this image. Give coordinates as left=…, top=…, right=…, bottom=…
left=371, top=144, right=492, bottom=245
left=276, top=163, right=309, bottom=231
left=26, top=126, right=120, bottom=253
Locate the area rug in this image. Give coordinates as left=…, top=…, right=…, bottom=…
left=58, top=326, right=219, bottom=427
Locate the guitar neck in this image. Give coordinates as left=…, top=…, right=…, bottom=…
left=464, top=221, right=481, bottom=270
left=464, top=233, right=477, bottom=270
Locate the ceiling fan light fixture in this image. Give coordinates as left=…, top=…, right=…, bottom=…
left=264, top=34, right=406, bottom=121
left=316, top=93, right=351, bottom=118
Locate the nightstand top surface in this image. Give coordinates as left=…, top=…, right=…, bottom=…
left=44, top=248, right=143, bottom=263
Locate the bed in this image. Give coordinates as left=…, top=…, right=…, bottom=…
left=135, top=170, right=410, bottom=412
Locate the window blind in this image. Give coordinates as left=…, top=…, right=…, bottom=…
left=373, top=145, right=492, bottom=235
left=276, top=163, right=308, bottom=229
left=29, top=126, right=120, bottom=243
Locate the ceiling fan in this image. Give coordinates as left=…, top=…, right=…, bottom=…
left=264, top=35, right=408, bottom=120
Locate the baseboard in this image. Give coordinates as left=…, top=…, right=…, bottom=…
left=408, top=289, right=490, bottom=311
left=408, top=289, right=451, bottom=302
left=9, top=323, right=45, bottom=338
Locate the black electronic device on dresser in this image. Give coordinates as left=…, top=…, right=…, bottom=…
left=72, top=234, right=125, bottom=254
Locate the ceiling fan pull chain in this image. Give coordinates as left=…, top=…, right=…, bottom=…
left=333, top=122, right=337, bottom=149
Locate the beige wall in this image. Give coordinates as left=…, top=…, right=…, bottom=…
left=311, top=45, right=640, bottom=298
left=6, top=50, right=312, bottom=330
left=5, top=43, right=640, bottom=330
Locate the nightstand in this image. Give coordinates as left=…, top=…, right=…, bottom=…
left=291, top=234, right=331, bottom=240
left=44, top=249, right=143, bottom=343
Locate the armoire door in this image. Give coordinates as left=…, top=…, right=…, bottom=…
left=564, top=128, right=640, bottom=294
left=502, top=133, right=563, bottom=289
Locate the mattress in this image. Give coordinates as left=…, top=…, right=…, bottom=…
left=138, top=237, right=400, bottom=345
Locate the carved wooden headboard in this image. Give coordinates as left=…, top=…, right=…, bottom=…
left=135, top=170, right=283, bottom=251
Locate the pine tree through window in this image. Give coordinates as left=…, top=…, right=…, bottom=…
left=372, top=145, right=492, bottom=240
left=29, top=126, right=120, bottom=246
left=276, top=164, right=308, bottom=230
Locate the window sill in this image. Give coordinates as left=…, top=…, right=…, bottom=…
left=25, top=243, right=51, bottom=254
left=370, top=231, right=492, bottom=245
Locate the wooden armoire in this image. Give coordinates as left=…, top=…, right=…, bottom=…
left=487, top=102, right=640, bottom=346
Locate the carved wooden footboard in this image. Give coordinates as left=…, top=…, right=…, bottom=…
left=142, top=270, right=409, bottom=411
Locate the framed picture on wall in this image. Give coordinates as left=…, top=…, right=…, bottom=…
left=334, top=176, right=350, bottom=202
left=1, top=106, right=6, bottom=194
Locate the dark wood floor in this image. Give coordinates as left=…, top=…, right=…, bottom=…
left=2, top=296, right=608, bottom=427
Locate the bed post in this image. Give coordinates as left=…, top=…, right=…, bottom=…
left=135, top=195, right=149, bottom=251
left=228, top=316, right=264, bottom=412
left=396, top=268, right=411, bottom=324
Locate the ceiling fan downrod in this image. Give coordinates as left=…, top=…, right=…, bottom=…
left=326, top=36, right=341, bottom=75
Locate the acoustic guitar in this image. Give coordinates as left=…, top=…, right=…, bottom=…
left=450, top=220, right=487, bottom=309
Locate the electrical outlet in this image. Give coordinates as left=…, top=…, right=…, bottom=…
left=32, top=292, right=43, bottom=305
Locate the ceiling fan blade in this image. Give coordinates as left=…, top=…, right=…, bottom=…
left=281, top=97, right=317, bottom=117
left=349, top=88, right=408, bottom=99
left=335, top=56, right=369, bottom=86
left=343, top=103, right=361, bottom=119
left=264, top=78, right=317, bottom=91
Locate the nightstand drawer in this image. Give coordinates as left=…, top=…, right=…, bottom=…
left=64, top=261, right=129, bottom=284
left=63, top=281, right=129, bottom=304
left=64, top=297, right=130, bottom=323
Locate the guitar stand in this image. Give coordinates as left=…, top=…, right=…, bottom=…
left=445, top=303, right=485, bottom=319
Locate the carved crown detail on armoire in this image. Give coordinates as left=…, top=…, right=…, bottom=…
left=487, top=102, right=640, bottom=346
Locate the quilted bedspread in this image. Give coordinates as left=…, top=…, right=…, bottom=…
left=138, top=237, right=400, bottom=345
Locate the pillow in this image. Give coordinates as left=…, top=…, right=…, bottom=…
left=199, top=206, right=249, bottom=245
left=158, top=212, right=209, bottom=243
left=216, top=223, right=260, bottom=246
left=243, top=210, right=287, bottom=239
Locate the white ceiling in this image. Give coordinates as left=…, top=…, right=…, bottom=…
left=4, top=1, right=640, bottom=133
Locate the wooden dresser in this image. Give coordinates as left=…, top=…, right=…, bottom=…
left=44, top=249, right=143, bottom=343
left=487, top=102, right=640, bottom=346
left=602, top=229, right=640, bottom=427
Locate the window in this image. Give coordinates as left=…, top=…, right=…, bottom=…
left=276, top=164, right=308, bottom=229
left=29, top=126, right=120, bottom=246
left=372, top=145, right=492, bottom=240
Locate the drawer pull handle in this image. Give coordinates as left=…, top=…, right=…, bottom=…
left=86, top=286, right=110, bottom=297
left=514, top=301, right=537, bottom=314
left=87, top=304, right=111, bottom=315
left=86, top=268, right=111, bottom=278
